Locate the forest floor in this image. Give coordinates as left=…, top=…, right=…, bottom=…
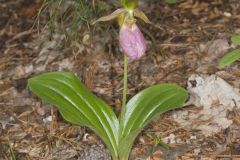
left=0, top=0, right=240, bottom=159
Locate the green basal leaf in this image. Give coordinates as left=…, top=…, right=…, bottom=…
left=118, top=84, right=188, bottom=159
left=28, top=72, right=119, bottom=159
left=219, top=48, right=240, bottom=68
left=231, top=35, right=240, bottom=45
left=165, top=0, right=177, bottom=4
left=28, top=72, right=188, bottom=160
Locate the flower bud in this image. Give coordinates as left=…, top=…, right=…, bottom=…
left=119, top=23, right=146, bottom=60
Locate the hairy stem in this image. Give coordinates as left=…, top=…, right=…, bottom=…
left=119, top=55, right=128, bottom=133
left=122, top=55, right=128, bottom=114
left=117, top=55, right=129, bottom=160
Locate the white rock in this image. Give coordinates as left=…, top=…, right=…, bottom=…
left=173, top=74, right=240, bottom=136
left=43, top=116, right=52, bottom=123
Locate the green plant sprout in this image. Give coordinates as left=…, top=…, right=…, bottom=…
left=219, top=35, right=240, bottom=68
left=7, top=141, right=16, bottom=160
left=28, top=0, right=187, bottom=159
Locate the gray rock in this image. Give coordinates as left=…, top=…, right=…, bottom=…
left=79, top=144, right=111, bottom=160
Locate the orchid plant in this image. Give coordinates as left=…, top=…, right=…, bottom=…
left=28, top=0, right=187, bottom=159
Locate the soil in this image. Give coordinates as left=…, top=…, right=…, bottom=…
left=0, top=0, right=240, bottom=159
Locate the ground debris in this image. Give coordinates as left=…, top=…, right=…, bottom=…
left=1, top=0, right=240, bottom=159
left=197, top=39, right=231, bottom=73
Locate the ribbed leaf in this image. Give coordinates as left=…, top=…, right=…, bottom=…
left=28, top=72, right=119, bottom=159
left=219, top=49, right=240, bottom=68
left=118, top=84, right=188, bottom=159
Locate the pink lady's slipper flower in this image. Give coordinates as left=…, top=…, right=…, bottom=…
left=92, top=7, right=150, bottom=60
left=119, top=23, right=146, bottom=60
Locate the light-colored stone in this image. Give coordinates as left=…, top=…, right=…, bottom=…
left=173, top=74, right=240, bottom=136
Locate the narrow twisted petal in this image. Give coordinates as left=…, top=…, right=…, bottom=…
left=119, top=24, right=146, bottom=60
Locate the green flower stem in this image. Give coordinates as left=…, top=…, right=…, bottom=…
left=119, top=55, right=128, bottom=139
left=118, top=55, right=128, bottom=160
left=121, top=55, right=128, bottom=116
